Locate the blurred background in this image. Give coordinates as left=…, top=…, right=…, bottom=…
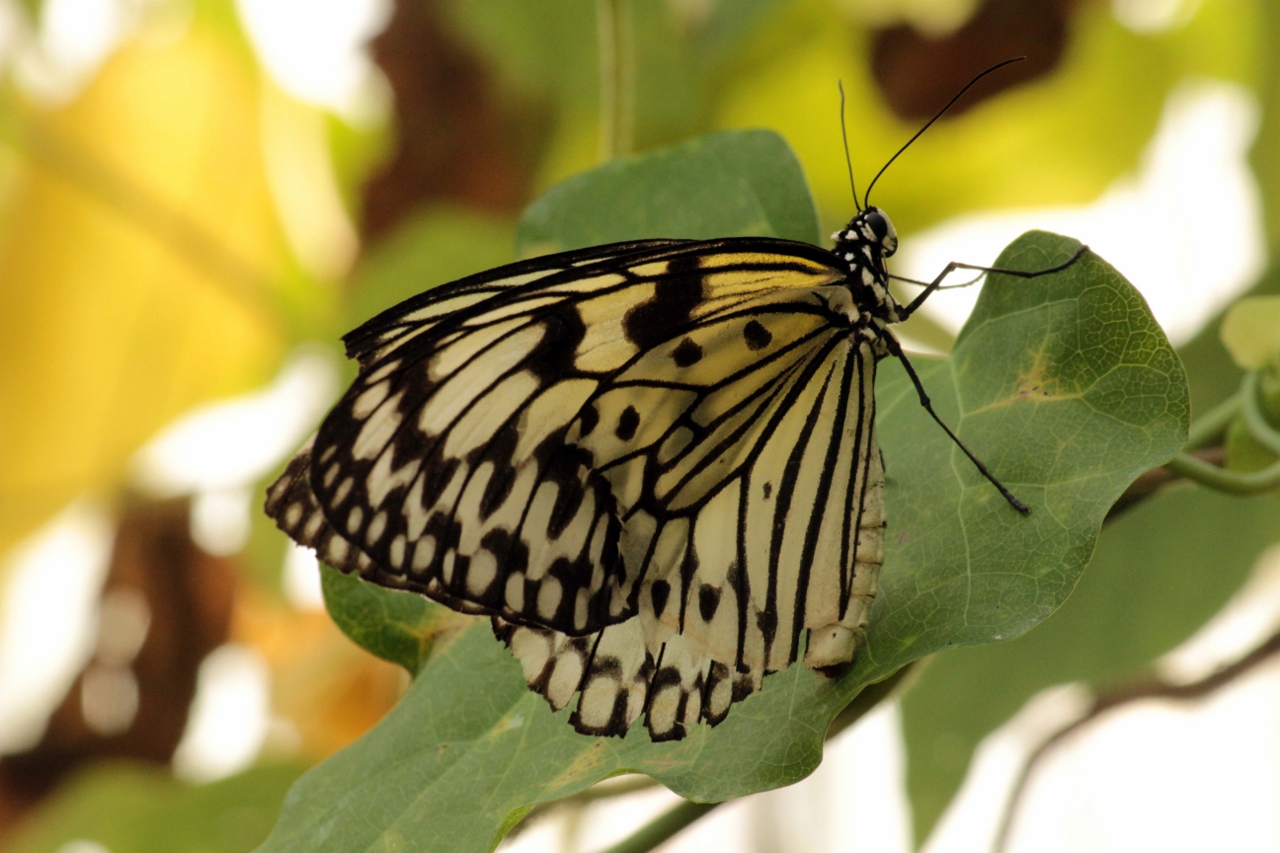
left=0, top=0, right=1277, bottom=851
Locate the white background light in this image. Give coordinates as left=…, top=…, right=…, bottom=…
left=0, top=503, right=113, bottom=753
left=902, top=80, right=1263, bottom=347
left=236, top=0, right=389, bottom=117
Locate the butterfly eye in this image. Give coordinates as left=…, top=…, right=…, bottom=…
left=865, top=209, right=898, bottom=256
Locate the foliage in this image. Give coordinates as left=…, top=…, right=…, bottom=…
left=2, top=0, right=1279, bottom=852
left=259, top=135, right=1186, bottom=852
left=5, top=763, right=305, bottom=853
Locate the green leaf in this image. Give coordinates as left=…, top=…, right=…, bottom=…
left=871, top=233, right=1188, bottom=662
left=517, top=129, right=821, bottom=255
left=256, top=230, right=1187, bottom=853
left=6, top=762, right=304, bottom=853
left=321, top=562, right=465, bottom=675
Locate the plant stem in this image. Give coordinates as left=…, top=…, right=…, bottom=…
left=596, top=0, right=634, bottom=162
left=1184, top=392, right=1241, bottom=450
left=1165, top=451, right=1280, bottom=494
left=595, top=799, right=720, bottom=853
left=1241, top=369, right=1280, bottom=455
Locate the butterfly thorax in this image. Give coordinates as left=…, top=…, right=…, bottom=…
left=831, top=206, right=904, bottom=328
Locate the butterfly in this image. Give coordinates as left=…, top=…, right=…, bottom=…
left=264, top=62, right=1084, bottom=741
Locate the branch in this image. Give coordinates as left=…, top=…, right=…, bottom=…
left=992, top=625, right=1280, bottom=853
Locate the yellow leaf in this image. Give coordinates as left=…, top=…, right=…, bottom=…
left=0, top=23, right=299, bottom=555
left=1221, top=296, right=1280, bottom=370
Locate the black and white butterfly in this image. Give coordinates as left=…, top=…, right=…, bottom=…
left=265, top=62, right=1084, bottom=741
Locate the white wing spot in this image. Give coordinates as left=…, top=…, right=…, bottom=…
left=367, top=454, right=422, bottom=506
left=468, top=551, right=498, bottom=596
left=346, top=506, right=364, bottom=535
left=411, top=536, right=436, bottom=573
left=366, top=511, right=387, bottom=545
left=537, top=577, right=563, bottom=620
left=284, top=503, right=303, bottom=528
left=404, top=477, right=429, bottom=539
left=505, top=572, right=525, bottom=612
left=303, top=511, right=324, bottom=540
left=351, top=380, right=390, bottom=420
left=353, top=392, right=405, bottom=460
left=389, top=534, right=406, bottom=569
left=510, top=629, right=553, bottom=686
left=647, top=683, right=679, bottom=736
left=326, top=537, right=349, bottom=564
left=268, top=476, right=289, bottom=503
left=332, top=477, right=354, bottom=506
left=546, top=653, right=584, bottom=709
left=365, top=359, right=402, bottom=384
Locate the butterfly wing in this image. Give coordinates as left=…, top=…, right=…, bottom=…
left=269, top=240, right=692, bottom=629
left=266, top=237, right=887, bottom=739
left=500, top=328, right=886, bottom=739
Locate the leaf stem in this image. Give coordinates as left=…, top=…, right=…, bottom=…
left=1166, top=370, right=1280, bottom=494
left=594, top=799, right=720, bottom=853
left=596, top=0, right=634, bottom=162
left=1184, top=392, right=1241, bottom=451
left=1143, top=369, right=1280, bottom=496
left=1164, top=451, right=1280, bottom=493
left=1240, top=369, right=1280, bottom=456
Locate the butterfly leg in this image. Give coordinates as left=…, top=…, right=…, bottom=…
left=898, top=243, right=1088, bottom=318
left=881, top=333, right=1030, bottom=515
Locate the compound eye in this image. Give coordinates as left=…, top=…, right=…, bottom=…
left=865, top=210, right=888, bottom=240
left=865, top=209, right=898, bottom=256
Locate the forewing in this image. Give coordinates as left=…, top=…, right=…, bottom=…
left=268, top=239, right=847, bottom=640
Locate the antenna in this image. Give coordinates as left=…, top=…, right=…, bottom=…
left=838, top=80, right=861, bottom=212
left=863, top=56, right=1025, bottom=208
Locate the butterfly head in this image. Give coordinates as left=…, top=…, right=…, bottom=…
left=831, top=206, right=905, bottom=323
left=834, top=206, right=898, bottom=259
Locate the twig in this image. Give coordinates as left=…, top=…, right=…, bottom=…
left=991, top=625, right=1280, bottom=853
